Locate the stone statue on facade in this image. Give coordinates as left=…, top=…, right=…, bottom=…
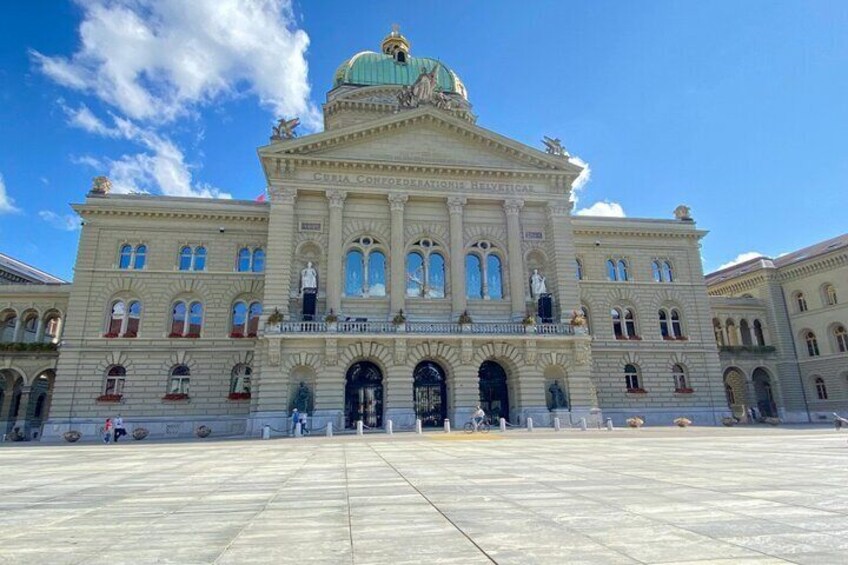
left=397, top=66, right=454, bottom=111
left=300, top=262, right=318, bottom=294
left=530, top=269, right=547, bottom=297
left=548, top=381, right=567, bottom=409
left=90, top=175, right=112, bottom=195
left=271, top=117, right=300, bottom=141
left=542, top=136, right=569, bottom=157
left=569, top=309, right=587, bottom=327
left=291, top=381, right=312, bottom=413
left=674, top=204, right=693, bottom=221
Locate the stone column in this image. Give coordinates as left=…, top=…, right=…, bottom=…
left=504, top=199, right=526, bottom=320
left=325, top=190, right=347, bottom=316
left=388, top=193, right=408, bottom=315
left=13, top=386, right=31, bottom=434
left=263, top=186, right=297, bottom=318
left=447, top=197, right=467, bottom=318
left=546, top=198, right=580, bottom=321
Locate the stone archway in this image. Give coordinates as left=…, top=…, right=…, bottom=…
left=345, top=361, right=383, bottom=429
left=413, top=361, right=447, bottom=427
left=752, top=367, right=777, bottom=418
left=478, top=360, right=510, bottom=423
left=722, top=367, right=747, bottom=418
left=26, top=370, right=55, bottom=438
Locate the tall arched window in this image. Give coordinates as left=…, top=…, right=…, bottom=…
left=659, top=310, right=670, bottom=338
left=612, top=308, right=623, bottom=338
left=247, top=302, right=262, bottom=336
left=726, top=319, right=738, bottom=346
left=0, top=310, right=17, bottom=343
left=118, top=244, right=146, bottom=269
left=713, top=318, right=725, bottom=346
left=739, top=319, right=752, bottom=346
left=126, top=301, right=141, bottom=337
left=133, top=244, right=147, bottom=269
left=237, top=248, right=251, bottom=272
left=105, top=300, right=141, bottom=338
left=231, top=301, right=262, bottom=337
left=805, top=331, right=820, bottom=357
left=43, top=312, right=61, bottom=343
left=230, top=364, right=252, bottom=395
left=823, top=284, right=838, bottom=306
left=671, top=309, right=683, bottom=338
left=659, top=308, right=684, bottom=339
left=795, top=292, right=807, bottom=312
left=345, top=237, right=385, bottom=297
left=466, top=254, right=482, bottom=299
left=624, top=364, right=642, bottom=391
left=575, top=258, right=583, bottom=280
left=662, top=261, right=674, bottom=282
left=814, top=377, right=828, bottom=400
left=236, top=247, right=264, bottom=272
left=179, top=246, right=207, bottom=271
left=580, top=305, right=591, bottom=333
left=651, top=261, right=662, bottom=282
left=119, top=244, right=133, bottom=269
left=607, top=259, right=617, bottom=281
left=834, top=325, right=847, bottom=353
left=170, top=301, right=202, bottom=338
left=753, top=320, right=766, bottom=346
left=104, top=366, right=126, bottom=397
left=168, top=365, right=190, bottom=395
left=612, top=307, right=637, bottom=338
left=252, top=248, right=265, bottom=272
left=672, top=364, right=689, bottom=391
left=467, top=241, right=503, bottom=300
left=108, top=301, right=126, bottom=336
left=21, top=313, right=38, bottom=343
left=406, top=239, right=445, bottom=298
left=617, top=260, right=629, bottom=282
left=624, top=308, right=637, bottom=337
left=179, top=246, right=193, bottom=270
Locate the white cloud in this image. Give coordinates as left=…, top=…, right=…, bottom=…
left=39, top=210, right=80, bottom=231
left=0, top=174, right=21, bottom=214
left=716, top=251, right=765, bottom=271
left=31, top=0, right=319, bottom=126
left=568, top=155, right=592, bottom=192
left=575, top=200, right=626, bottom=218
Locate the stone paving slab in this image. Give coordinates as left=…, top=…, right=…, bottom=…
left=0, top=427, right=847, bottom=564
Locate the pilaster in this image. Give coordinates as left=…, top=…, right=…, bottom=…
left=447, top=197, right=467, bottom=318
left=325, top=190, right=347, bottom=316
left=263, top=186, right=297, bottom=318
left=546, top=198, right=580, bottom=321
left=504, top=199, right=526, bottom=319
left=388, top=193, right=408, bottom=316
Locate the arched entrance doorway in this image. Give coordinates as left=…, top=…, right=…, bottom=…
left=752, top=368, right=777, bottom=418
left=27, top=370, right=54, bottom=438
left=722, top=368, right=746, bottom=411
left=345, top=361, right=383, bottom=429
left=479, top=360, right=509, bottom=423
left=413, top=361, right=447, bottom=427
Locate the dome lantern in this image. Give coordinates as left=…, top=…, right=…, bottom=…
left=381, top=24, right=410, bottom=63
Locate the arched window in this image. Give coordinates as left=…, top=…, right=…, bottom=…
left=247, top=302, right=262, bottom=337
left=119, top=244, right=133, bottom=269
left=795, top=292, right=807, bottom=312
left=43, top=312, right=61, bottom=343
left=467, top=241, right=503, bottom=300
left=624, top=308, right=637, bottom=337
left=406, top=239, right=445, bottom=298
left=0, top=310, right=17, bottom=343
left=194, top=246, right=206, bottom=271
left=170, top=301, right=203, bottom=338
left=672, top=364, right=689, bottom=391
left=606, top=259, right=617, bottom=281
left=651, top=261, right=662, bottom=282
left=624, top=364, right=641, bottom=391
left=617, top=260, right=629, bottom=282
left=133, top=245, right=147, bottom=269
left=168, top=365, right=190, bottom=395
left=170, top=302, right=186, bottom=336
left=108, top=301, right=126, bottom=336
left=659, top=310, right=670, bottom=338
left=739, top=319, right=752, bottom=346
left=726, top=319, right=738, bottom=346
left=805, top=331, right=819, bottom=357
left=580, top=305, right=591, bottom=333
left=834, top=325, right=847, bottom=353
left=753, top=320, right=766, bottom=346
left=126, top=301, right=141, bottom=337
left=188, top=302, right=203, bottom=336
left=713, top=318, right=725, bottom=346
left=466, top=254, right=482, bottom=299
left=106, top=300, right=140, bottom=338
left=662, top=261, right=674, bottom=282
left=21, top=313, right=38, bottom=343
left=575, top=258, right=583, bottom=280
left=671, top=309, right=683, bottom=338
left=344, top=237, right=385, bottom=297
left=230, top=302, right=247, bottom=337
left=237, top=248, right=251, bottom=272
left=814, top=377, right=828, bottom=400
left=179, top=246, right=193, bottom=270
left=230, top=364, right=252, bottom=395
left=104, top=366, right=126, bottom=397
left=252, top=248, right=265, bottom=272
left=824, top=284, right=838, bottom=306
left=612, top=308, right=623, bottom=338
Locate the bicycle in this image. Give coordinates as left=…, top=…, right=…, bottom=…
left=463, top=418, right=491, bottom=434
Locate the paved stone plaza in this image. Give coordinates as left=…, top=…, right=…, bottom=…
left=1, top=427, right=847, bottom=564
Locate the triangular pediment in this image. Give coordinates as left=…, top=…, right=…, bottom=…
left=259, top=107, right=582, bottom=176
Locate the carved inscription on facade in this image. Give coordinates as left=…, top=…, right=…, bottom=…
left=310, top=172, right=535, bottom=194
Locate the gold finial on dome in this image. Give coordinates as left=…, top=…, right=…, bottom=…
left=381, top=24, right=410, bottom=62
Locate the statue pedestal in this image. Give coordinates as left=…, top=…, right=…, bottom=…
left=550, top=408, right=572, bottom=427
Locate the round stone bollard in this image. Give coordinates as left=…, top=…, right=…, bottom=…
left=262, top=424, right=271, bottom=440
left=416, top=419, right=422, bottom=434
left=387, top=420, right=393, bottom=435
left=580, top=417, right=588, bottom=431
left=499, top=417, right=507, bottom=432
left=444, top=419, right=451, bottom=433
left=527, top=417, right=534, bottom=432
left=326, top=421, right=333, bottom=437
left=295, top=422, right=302, bottom=437
left=356, top=420, right=363, bottom=436
left=606, top=418, right=614, bottom=431
left=554, top=417, right=561, bottom=431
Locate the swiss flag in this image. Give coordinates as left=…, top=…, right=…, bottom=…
left=255, top=193, right=267, bottom=202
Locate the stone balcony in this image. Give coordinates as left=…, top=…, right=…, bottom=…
left=266, top=320, right=585, bottom=337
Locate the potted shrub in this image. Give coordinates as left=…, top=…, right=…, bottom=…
left=522, top=313, right=536, bottom=333
left=673, top=417, right=692, bottom=427
left=266, top=308, right=284, bottom=332
left=132, top=427, right=149, bottom=441
left=63, top=430, right=82, bottom=443
left=626, top=417, right=644, bottom=428
left=392, top=309, right=407, bottom=327
left=458, top=310, right=473, bottom=332
left=195, top=425, right=212, bottom=438
left=325, top=310, right=339, bottom=331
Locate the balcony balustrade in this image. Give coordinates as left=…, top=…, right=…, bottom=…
left=269, top=320, right=583, bottom=336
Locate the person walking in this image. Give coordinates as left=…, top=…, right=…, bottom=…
left=291, top=408, right=299, bottom=436
left=103, top=418, right=113, bottom=444
left=299, top=411, right=309, bottom=435
left=114, top=414, right=127, bottom=442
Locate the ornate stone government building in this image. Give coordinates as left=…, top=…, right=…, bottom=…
left=1, top=29, right=845, bottom=440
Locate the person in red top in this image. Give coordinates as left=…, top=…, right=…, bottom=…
left=103, top=418, right=113, bottom=444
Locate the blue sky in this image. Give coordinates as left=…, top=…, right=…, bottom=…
left=1, top=1, right=846, bottom=281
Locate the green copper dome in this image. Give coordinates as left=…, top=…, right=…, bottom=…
left=332, top=28, right=468, bottom=100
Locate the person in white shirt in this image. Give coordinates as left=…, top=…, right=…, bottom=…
left=472, top=406, right=485, bottom=430
left=114, top=415, right=127, bottom=442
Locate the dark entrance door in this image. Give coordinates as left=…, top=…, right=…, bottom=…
left=345, top=361, right=383, bottom=429
left=479, top=360, right=509, bottom=423
left=752, top=369, right=777, bottom=417
left=413, top=361, right=447, bottom=427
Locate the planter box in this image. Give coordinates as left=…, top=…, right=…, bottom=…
left=96, top=394, right=123, bottom=403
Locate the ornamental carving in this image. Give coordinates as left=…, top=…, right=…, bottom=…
left=267, top=340, right=281, bottom=367
left=324, top=338, right=338, bottom=366
left=446, top=196, right=467, bottom=215
left=674, top=205, right=693, bottom=221
left=91, top=176, right=112, bottom=195
left=394, top=339, right=407, bottom=364
left=542, top=136, right=569, bottom=157
left=547, top=201, right=572, bottom=218
left=573, top=340, right=591, bottom=366
left=326, top=190, right=348, bottom=209
left=503, top=199, right=524, bottom=216
left=271, top=117, right=300, bottom=141
left=387, top=193, right=408, bottom=212
left=397, top=67, right=455, bottom=112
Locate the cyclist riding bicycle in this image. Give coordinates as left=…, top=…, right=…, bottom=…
left=472, top=405, right=486, bottom=430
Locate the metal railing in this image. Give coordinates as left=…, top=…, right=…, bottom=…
left=269, top=320, right=580, bottom=336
